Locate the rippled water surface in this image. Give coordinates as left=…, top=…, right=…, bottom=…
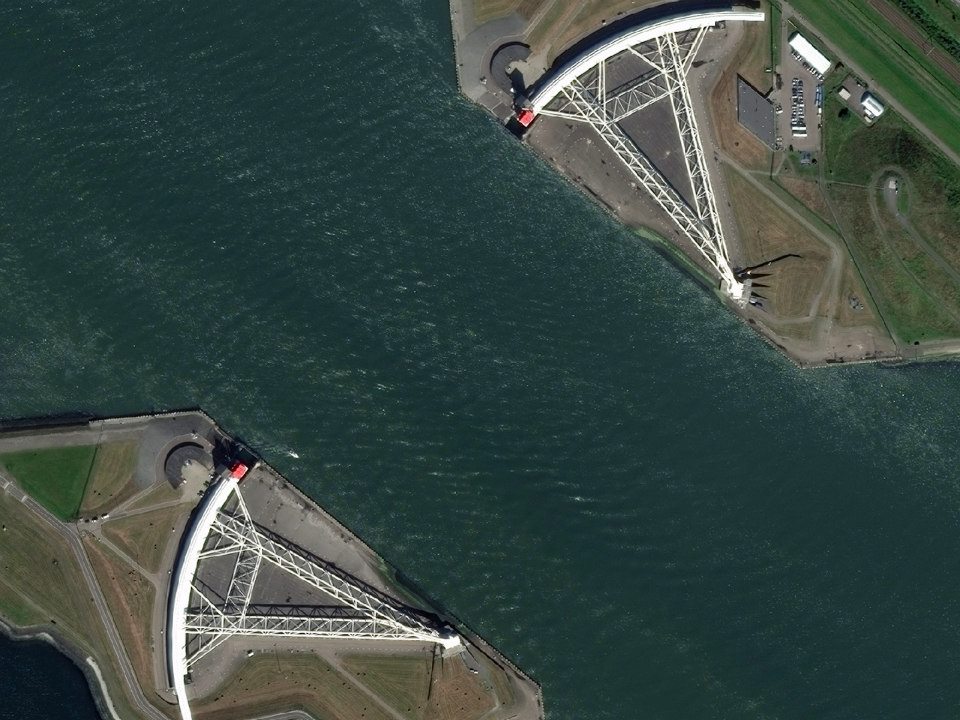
left=2, top=2, right=960, bottom=719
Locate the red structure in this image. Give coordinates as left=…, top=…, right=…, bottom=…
left=516, top=108, right=535, bottom=127
left=229, top=461, right=248, bottom=480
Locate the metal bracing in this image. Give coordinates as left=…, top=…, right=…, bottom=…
left=210, top=512, right=438, bottom=639
left=604, top=70, right=669, bottom=123
left=179, top=479, right=455, bottom=676
left=531, top=19, right=752, bottom=300
left=557, top=75, right=732, bottom=282
left=185, top=612, right=434, bottom=640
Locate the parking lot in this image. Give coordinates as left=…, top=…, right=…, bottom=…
left=778, top=26, right=823, bottom=152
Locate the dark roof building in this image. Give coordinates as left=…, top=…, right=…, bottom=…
left=736, top=76, right=776, bottom=148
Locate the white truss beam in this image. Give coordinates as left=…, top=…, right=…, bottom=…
left=185, top=611, right=435, bottom=640
left=605, top=71, right=669, bottom=123
left=564, top=75, right=708, bottom=255
left=525, top=10, right=765, bottom=301
left=167, top=476, right=460, bottom=720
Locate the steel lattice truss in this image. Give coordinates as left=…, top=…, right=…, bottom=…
left=183, top=485, right=450, bottom=668
left=537, top=27, right=745, bottom=300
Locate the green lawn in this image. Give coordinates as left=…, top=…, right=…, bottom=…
left=821, top=93, right=960, bottom=344
left=785, top=0, right=960, bottom=157
left=0, top=445, right=97, bottom=520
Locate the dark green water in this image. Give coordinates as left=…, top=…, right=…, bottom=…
left=2, top=2, right=960, bottom=718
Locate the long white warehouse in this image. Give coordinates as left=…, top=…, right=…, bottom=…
left=788, top=32, right=831, bottom=75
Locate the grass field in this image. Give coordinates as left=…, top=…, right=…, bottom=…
left=0, top=445, right=97, bottom=520
left=725, top=168, right=830, bottom=321
left=80, top=441, right=139, bottom=516
left=124, top=478, right=181, bottom=512
left=829, top=185, right=960, bottom=343
left=785, top=0, right=960, bottom=157
left=0, top=577, right=47, bottom=627
left=775, top=176, right=833, bottom=226
left=819, top=90, right=960, bottom=344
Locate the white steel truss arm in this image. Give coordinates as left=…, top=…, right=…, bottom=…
left=605, top=70, right=670, bottom=123
left=186, top=593, right=236, bottom=666
left=184, top=612, right=437, bottom=641
left=682, top=27, right=707, bottom=73
left=657, top=32, right=734, bottom=282
left=210, top=511, right=442, bottom=640
left=560, top=78, right=721, bottom=268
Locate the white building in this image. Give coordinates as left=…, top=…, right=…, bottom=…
left=861, top=92, right=886, bottom=120
left=788, top=32, right=832, bottom=76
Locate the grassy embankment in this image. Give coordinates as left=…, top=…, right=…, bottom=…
left=344, top=652, right=497, bottom=720
left=189, top=650, right=496, bottom=720
left=102, top=503, right=184, bottom=573
left=82, top=536, right=175, bottom=717
left=820, top=97, right=960, bottom=344
left=783, top=0, right=960, bottom=157
left=0, top=441, right=159, bottom=717
left=81, top=441, right=139, bottom=516
left=0, top=483, right=144, bottom=718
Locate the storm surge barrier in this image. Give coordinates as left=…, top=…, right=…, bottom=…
left=167, top=476, right=460, bottom=720
left=524, top=9, right=765, bottom=301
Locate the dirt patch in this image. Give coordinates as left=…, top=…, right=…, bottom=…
left=776, top=176, right=833, bottom=225
left=101, top=503, right=189, bottom=574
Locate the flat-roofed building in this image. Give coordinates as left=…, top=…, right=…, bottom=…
left=838, top=86, right=851, bottom=101
left=736, top=76, right=776, bottom=148
left=788, top=32, right=831, bottom=76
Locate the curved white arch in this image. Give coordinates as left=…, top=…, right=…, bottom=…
left=167, top=475, right=462, bottom=720
left=168, top=476, right=238, bottom=720
left=529, top=9, right=765, bottom=113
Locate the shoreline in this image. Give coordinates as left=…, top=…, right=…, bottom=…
left=0, top=407, right=544, bottom=720
left=0, top=617, right=119, bottom=720
left=445, top=0, right=958, bottom=369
